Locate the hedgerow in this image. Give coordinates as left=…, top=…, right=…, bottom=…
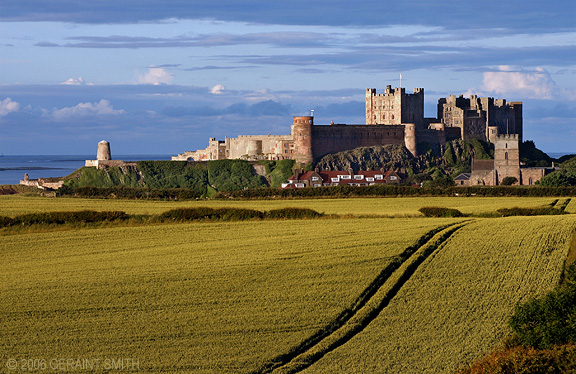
left=0, top=210, right=128, bottom=227
left=159, top=207, right=323, bottom=221
left=496, top=206, right=566, bottom=217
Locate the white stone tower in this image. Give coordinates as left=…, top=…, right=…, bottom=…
left=97, top=140, right=111, bottom=160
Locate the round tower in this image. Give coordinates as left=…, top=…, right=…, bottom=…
left=404, top=124, right=417, bottom=157
left=291, top=116, right=314, bottom=164
left=246, top=139, right=263, bottom=156
left=96, top=140, right=111, bottom=161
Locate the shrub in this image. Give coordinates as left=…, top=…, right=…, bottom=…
left=539, top=169, right=576, bottom=187
left=418, top=206, right=464, bottom=217
left=501, top=176, right=518, bottom=186
left=214, top=208, right=265, bottom=221
left=160, top=207, right=217, bottom=221
left=267, top=208, right=323, bottom=219
left=496, top=207, right=565, bottom=217
left=460, top=344, right=576, bottom=374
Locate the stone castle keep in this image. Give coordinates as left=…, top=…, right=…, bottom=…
left=173, top=85, right=523, bottom=164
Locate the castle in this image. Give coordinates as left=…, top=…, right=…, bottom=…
left=172, top=85, right=523, bottom=165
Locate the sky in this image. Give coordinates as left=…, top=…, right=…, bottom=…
left=1, top=1, right=575, bottom=155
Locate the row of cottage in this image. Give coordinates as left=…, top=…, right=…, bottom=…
left=282, top=169, right=401, bottom=189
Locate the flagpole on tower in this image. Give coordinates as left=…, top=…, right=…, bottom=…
left=400, top=73, right=402, bottom=88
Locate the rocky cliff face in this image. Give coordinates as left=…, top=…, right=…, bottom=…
left=315, top=144, right=442, bottom=173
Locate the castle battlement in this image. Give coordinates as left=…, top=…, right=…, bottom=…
left=237, top=135, right=291, bottom=139
left=496, top=134, right=519, bottom=140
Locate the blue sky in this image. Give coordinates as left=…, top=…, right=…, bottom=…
left=1, top=1, right=575, bottom=155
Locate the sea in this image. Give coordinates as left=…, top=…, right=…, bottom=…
left=0, top=155, right=173, bottom=185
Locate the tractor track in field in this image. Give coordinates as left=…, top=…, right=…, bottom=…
left=253, top=221, right=470, bottom=374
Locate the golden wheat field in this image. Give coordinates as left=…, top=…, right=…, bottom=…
left=0, top=216, right=456, bottom=373
left=303, top=215, right=576, bottom=373
left=1, top=195, right=575, bottom=373
left=0, top=194, right=567, bottom=216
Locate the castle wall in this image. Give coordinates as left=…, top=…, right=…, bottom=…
left=310, top=124, right=405, bottom=160
left=84, top=160, right=137, bottom=169
left=172, top=138, right=227, bottom=161
left=415, top=125, right=447, bottom=151
left=226, top=135, right=293, bottom=159
left=521, top=168, right=547, bottom=186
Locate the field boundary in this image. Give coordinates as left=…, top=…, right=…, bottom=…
left=254, top=222, right=469, bottom=374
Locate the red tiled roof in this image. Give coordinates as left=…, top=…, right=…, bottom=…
left=318, top=171, right=350, bottom=179
left=472, top=159, right=494, bottom=171
left=355, top=170, right=382, bottom=177
left=298, top=171, right=316, bottom=180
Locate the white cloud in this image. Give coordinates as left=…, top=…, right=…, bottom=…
left=0, top=98, right=20, bottom=116
left=60, top=77, right=94, bottom=86
left=482, top=66, right=556, bottom=99
left=48, top=99, right=125, bottom=120
left=210, top=84, right=225, bottom=94
left=138, top=67, right=173, bottom=85
left=245, top=89, right=278, bottom=102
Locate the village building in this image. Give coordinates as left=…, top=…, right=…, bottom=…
left=282, top=169, right=401, bottom=189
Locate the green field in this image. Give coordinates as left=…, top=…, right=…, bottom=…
left=1, top=196, right=575, bottom=373
left=0, top=194, right=566, bottom=217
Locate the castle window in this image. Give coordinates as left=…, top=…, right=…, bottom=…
left=505, top=143, right=508, bottom=148
left=529, top=178, right=533, bottom=185
left=505, top=152, right=508, bottom=160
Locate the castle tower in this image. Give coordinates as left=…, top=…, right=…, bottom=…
left=291, top=116, right=314, bottom=164
left=487, top=125, right=499, bottom=144
left=494, top=134, right=520, bottom=185
left=365, top=86, right=424, bottom=127
left=96, top=140, right=111, bottom=160
left=404, top=124, right=418, bottom=156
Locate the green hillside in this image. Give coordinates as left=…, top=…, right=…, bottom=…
left=64, top=159, right=291, bottom=196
